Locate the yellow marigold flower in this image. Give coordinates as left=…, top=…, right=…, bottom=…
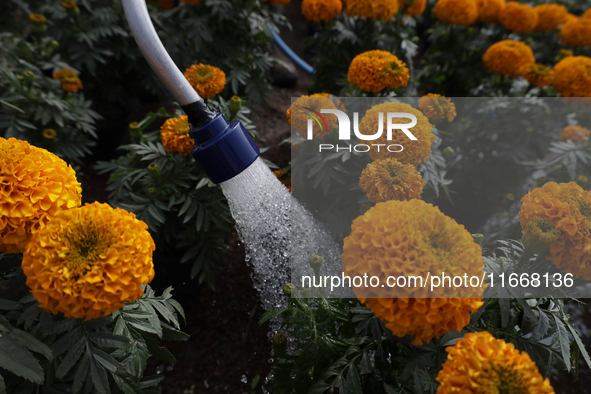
left=302, top=0, right=342, bottom=22
left=559, top=18, right=591, bottom=47
left=418, top=94, right=457, bottom=123
left=22, top=202, right=155, bottom=320
left=359, top=158, right=425, bottom=202
left=42, top=128, right=57, bottom=139
left=519, top=181, right=591, bottom=280
left=434, top=0, right=478, bottom=26
left=499, top=1, right=538, bottom=34
left=344, top=0, right=398, bottom=21
left=560, top=125, right=590, bottom=144
left=184, top=64, right=226, bottom=99
left=287, top=95, right=337, bottom=139
left=348, top=50, right=410, bottom=93
left=0, top=138, right=81, bottom=254
left=482, top=40, right=535, bottom=77
left=397, top=0, right=427, bottom=16
left=534, top=4, right=567, bottom=32
left=273, top=169, right=292, bottom=192
left=519, top=63, right=553, bottom=87
left=160, top=115, right=194, bottom=155
left=436, top=331, right=555, bottom=394
left=342, top=199, right=484, bottom=345
left=29, top=14, right=47, bottom=25
left=553, top=56, right=591, bottom=97
left=361, top=102, right=434, bottom=166
left=62, top=0, right=77, bottom=9
left=476, top=0, right=505, bottom=24
left=53, top=69, right=83, bottom=93
left=180, top=0, right=201, bottom=4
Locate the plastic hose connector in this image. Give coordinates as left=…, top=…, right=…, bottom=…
left=189, top=113, right=260, bottom=184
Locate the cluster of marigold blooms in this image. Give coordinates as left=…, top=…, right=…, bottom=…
left=0, top=137, right=156, bottom=320
left=159, top=63, right=226, bottom=155
left=435, top=0, right=591, bottom=96
left=289, top=93, right=591, bottom=392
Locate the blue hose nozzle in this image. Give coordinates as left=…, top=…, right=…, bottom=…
left=189, top=113, right=260, bottom=184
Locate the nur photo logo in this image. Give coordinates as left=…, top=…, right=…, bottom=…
left=305, top=108, right=418, bottom=153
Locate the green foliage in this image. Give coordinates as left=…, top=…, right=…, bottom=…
left=305, top=13, right=419, bottom=95
left=0, top=252, right=188, bottom=394
left=96, top=98, right=262, bottom=287
left=0, top=32, right=99, bottom=163
left=9, top=0, right=287, bottom=112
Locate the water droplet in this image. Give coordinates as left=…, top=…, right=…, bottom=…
left=241, top=375, right=247, bottom=384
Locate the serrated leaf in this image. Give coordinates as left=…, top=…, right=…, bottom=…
left=0, top=336, right=44, bottom=384
left=553, top=315, right=572, bottom=371
left=56, top=337, right=85, bottom=379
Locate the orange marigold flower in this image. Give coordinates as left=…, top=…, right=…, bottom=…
left=482, top=40, right=535, bottom=77
left=22, top=202, right=155, bottom=320
left=584, top=9, right=591, bottom=19
left=273, top=169, right=292, bottom=192
left=287, top=95, right=338, bottom=139
left=29, top=14, right=47, bottom=25
left=397, top=0, right=427, bottom=16
left=436, top=331, right=555, bottom=394
left=553, top=56, right=591, bottom=97
left=0, top=138, right=81, bottom=254
left=344, top=0, right=398, bottom=21
left=302, top=0, right=342, bottom=22
left=184, top=63, right=226, bottom=99
left=519, top=181, right=591, bottom=280
left=559, top=18, right=591, bottom=47
left=534, top=4, right=568, bottom=32
left=418, top=94, right=457, bottom=123
left=361, top=102, right=434, bottom=166
left=347, top=50, right=410, bottom=93
left=359, top=158, right=425, bottom=202
left=519, top=63, right=553, bottom=87
left=342, top=199, right=484, bottom=345
left=476, top=0, right=505, bottom=24
left=160, top=115, right=194, bottom=155
left=499, top=1, right=538, bottom=34
left=53, top=68, right=83, bottom=93
left=435, top=0, right=479, bottom=26
left=180, top=0, right=201, bottom=4
left=560, top=125, right=590, bottom=144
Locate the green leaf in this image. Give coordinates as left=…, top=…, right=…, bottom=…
left=72, top=354, right=90, bottom=394
left=0, top=336, right=44, bottom=384
left=88, top=332, right=132, bottom=348
left=565, top=320, right=591, bottom=370
left=0, top=299, right=20, bottom=310
left=88, top=349, right=109, bottom=394
left=56, top=337, right=85, bottom=379
left=10, top=328, right=53, bottom=361
left=553, top=315, right=572, bottom=371
left=145, top=338, right=176, bottom=363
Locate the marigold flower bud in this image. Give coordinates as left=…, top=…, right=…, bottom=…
left=522, top=217, right=560, bottom=255
left=443, top=146, right=455, bottom=159
left=472, top=233, right=484, bottom=244
left=43, top=129, right=57, bottom=140
left=283, top=283, right=295, bottom=297
left=147, top=163, right=161, bottom=179
left=272, top=333, right=288, bottom=353
left=21, top=71, right=35, bottom=84
left=577, top=175, right=589, bottom=188
left=535, top=176, right=548, bottom=187
left=309, top=255, right=323, bottom=276
left=129, top=122, right=141, bottom=141
left=229, top=95, right=242, bottom=118
left=50, top=40, right=60, bottom=49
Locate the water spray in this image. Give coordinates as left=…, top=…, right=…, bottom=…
left=123, top=1, right=342, bottom=321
